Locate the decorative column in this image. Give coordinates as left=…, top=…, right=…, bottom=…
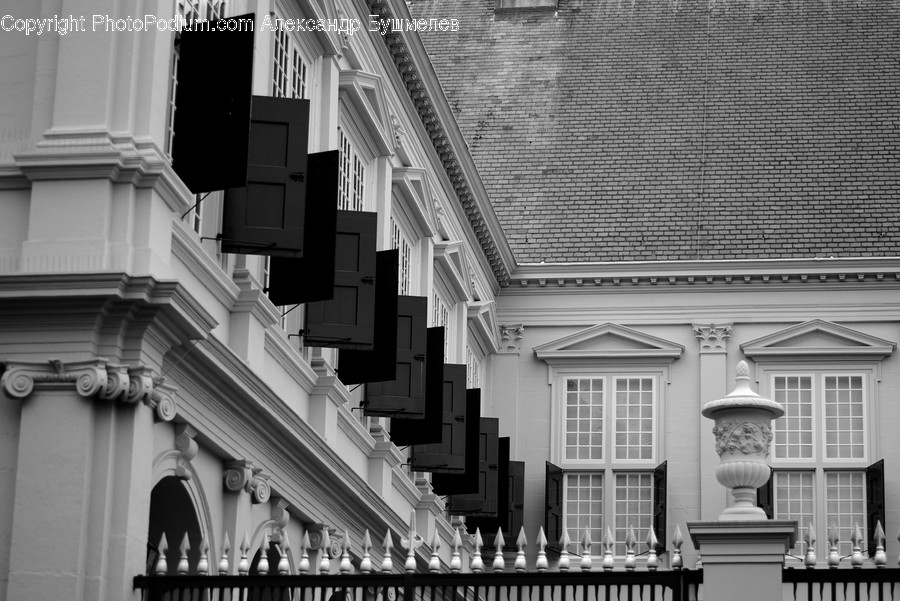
left=1, top=359, right=175, bottom=601
left=688, top=361, right=797, bottom=601
left=692, top=323, right=732, bottom=521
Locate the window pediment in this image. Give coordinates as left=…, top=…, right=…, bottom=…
left=392, top=168, right=437, bottom=238
left=434, top=241, right=471, bottom=303
left=741, top=320, right=896, bottom=360
left=534, top=323, right=684, bottom=364
left=338, top=70, right=393, bottom=156
left=467, top=300, right=500, bottom=355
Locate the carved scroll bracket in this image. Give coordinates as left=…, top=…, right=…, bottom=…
left=224, top=460, right=271, bottom=504
left=174, top=424, right=199, bottom=480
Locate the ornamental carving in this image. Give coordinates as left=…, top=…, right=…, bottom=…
left=1, top=359, right=177, bottom=420
left=712, top=420, right=773, bottom=457
left=499, top=324, right=525, bottom=353
left=174, top=424, right=199, bottom=480
left=224, top=460, right=271, bottom=504
left=693, top=323, right=732, bottom=353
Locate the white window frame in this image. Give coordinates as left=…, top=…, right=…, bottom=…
left=551, top=370, right=662, bottom=468
left=389, top=196, right=422, bottom=296
left=761, top=364, right=877, bottom=560
left=550, top=367, right=664, bottom=558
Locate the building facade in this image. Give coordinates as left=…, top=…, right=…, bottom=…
left=1, top=0, right=899, bottom=599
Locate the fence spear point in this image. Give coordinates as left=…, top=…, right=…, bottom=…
left=494, top=528, right=506, bottom=551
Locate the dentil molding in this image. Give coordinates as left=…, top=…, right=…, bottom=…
left=1, top=358, right=177, bottom=421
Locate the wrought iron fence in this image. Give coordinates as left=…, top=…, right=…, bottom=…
left=783, top=569, right=900, bottom=601
left=134, top=570, right=705, bottom=601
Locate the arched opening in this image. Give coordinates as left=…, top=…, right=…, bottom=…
left=147, top=475, right=203, bottom=574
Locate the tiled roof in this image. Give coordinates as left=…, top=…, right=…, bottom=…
left=408, top=0, right=900, bottom=263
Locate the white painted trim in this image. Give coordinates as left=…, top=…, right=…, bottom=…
left=742, top=319, right=896, bottom=360
left=534, top=323, right=684, bottom=363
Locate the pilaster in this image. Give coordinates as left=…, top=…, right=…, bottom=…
left=692, top=323, right=732, bottom=522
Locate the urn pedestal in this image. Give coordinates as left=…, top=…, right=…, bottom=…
left=702, top=360, right=784, bottom=521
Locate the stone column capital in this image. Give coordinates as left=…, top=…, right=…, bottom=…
left=498, top=323, right=525, bottom=354
left=693, top=323, right=733, bottom=354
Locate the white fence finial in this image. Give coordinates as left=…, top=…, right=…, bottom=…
left=536, top=527, right=548, bottom=572
left=319, top=529, right=331, bottom=574
left=804, top=523, right=817, bottom=568
left=873, top=521, right=885, bottom=568
left=851, top=524, right=864, bottom=569
left=340, top=531, right=352, bottom=575
left=515, top=527, right=528, bottom=573
left=218, top=532, right=231, bottom=574
left=278, top=532, right=291, bottom=575
left=382, top=530, right=394, bottom=573
left=238, top=533, right=251, bottom=576
left=601, top=527, right=614, bottom=572
left=672, top=525, right=683, bottom=570
left=493, top=528, right=506, bottom=572
left=827, top=525, right=840, bottom=569
left=155, top=533, right=169, bottom=576
left=624, top=527, right=637, bottom=571
left=646, top=527, right=659, bottom=571
left=257, top=533, right=270, bottom=575
left=558, top=529, right=571, bottom=572
left=581, top=527, right=594, bottom=571
left=360, top=530, right=372, bottom=574
left=450, top=528, right=462, bottom=574
left=429, top=529, right=442, bottom=573
left=471, top=528, right=485, bottom=573
left=198, top=534, right=210, bottom=576
left=177, top=532, right=191, bottom=575
left=299, top=531, right=310, bottom=575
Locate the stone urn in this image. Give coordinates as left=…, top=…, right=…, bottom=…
left=702, top=360, right=784, bottom=521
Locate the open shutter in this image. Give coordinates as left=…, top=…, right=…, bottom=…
left=222, top=96, right=310, bottom=257
left=390, top=327, right=445, bottom=445
left=653, top=461, right=667, bottom=553
left=431, top=393, right=483, bottom=497
left=866, top=459, right=885, bottom=558
left=442, top=416, right=499, bottom=517
left=265, top=150, right=339, bottom=305
left=757, top=470, right=774, bottom=520
left=337, top=250, right=400, bottom=385
left=360, top=297, right=427, bottom=411
left=408, top=364, right=467, bottom=472
left=172, top=14, right=254, bottom=193
left=465, top=437, right=509, bottom=537
left=304, top=211, right=377, bottom=349
left=545, top=461, right=564, bottom=551
left=509, top=460, right=525, bottom=542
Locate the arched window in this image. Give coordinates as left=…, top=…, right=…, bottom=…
left=146, top=476, right=203, bottom=574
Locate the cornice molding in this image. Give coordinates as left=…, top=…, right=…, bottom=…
left=263, top=329, right=318, bottom=395
left=510, top=257, right=900, bottom=292
left=366, top=0, right=513, bottom=287
left=171, top=223, right=241, bottom=308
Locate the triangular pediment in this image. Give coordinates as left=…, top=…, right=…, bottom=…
left=534, top=323, right=684, bottom=363
left=741, top=320, right=896, bottom=359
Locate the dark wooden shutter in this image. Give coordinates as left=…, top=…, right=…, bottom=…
left=265, top=150, right=339, bottom=305
left=222, top=96, right=310, bottom=257
left=442, top=416, right=499, bottom=517
left=653, top=461, right=667, bottom=553
left=337, top=250, right=400, bottom=385
left=390, top=327, right=444, bottom=445
left=172, top=14, right=254, bottom=193
left=431, top=394, right=483, bottom=496
left=545, top=461, right=564, bottom=551
left=866, top=459, right=885, bottom=558
left=360, top=297, right=427, bottom=412
left=304, top=211, right=377, bottom=349
left=408, top=364, right=467, bottom=472
left=757, top=470, right=774, bottom=520
left=466, top=437, right=510, bottom=537
left=509, top=460, right=525, bottom=542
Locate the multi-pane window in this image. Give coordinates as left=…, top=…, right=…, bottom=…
left=338, top=130, right=365, bottom=211
left=558, top=374, right=659, bottom=555
left=466, top=346, right=482, bottom=389
left=769, top=371, right=870, bottom=559
left=272, top=25, right=307, bottom=99
left=432, top=292, right=451, bottom=361
left=390, top=217, right=413, bottom=295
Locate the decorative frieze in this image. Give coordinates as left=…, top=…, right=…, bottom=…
left=693, top=323, right=732, bottom=353
left=1, top=358, right=177, bottom=420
